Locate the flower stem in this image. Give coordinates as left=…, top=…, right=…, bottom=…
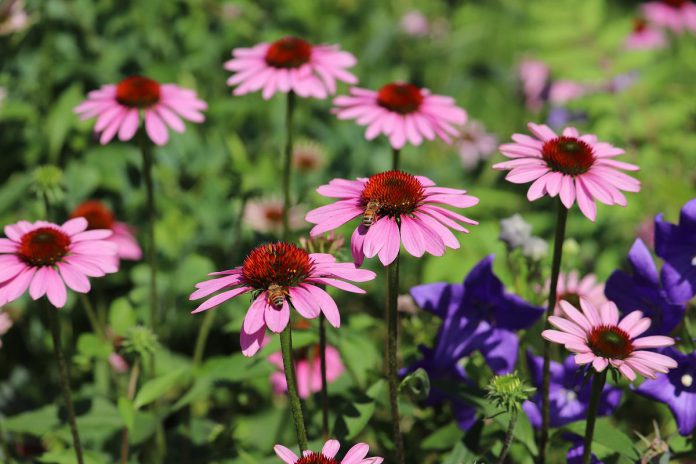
left=539, top=199, right=568, bottom=464
left=497, top=408, right=518, bottom=464
left=120, top=359, right=140, bottom=464
left=319, top=313, right=330, bottom=438
left=392, top=148, right=400, bottom=171
left=280, top=326, right=309, bottom=453
left=80, top=293, right=105, bottom=340
left=47, top=305, right=84, bottom=464
left=386, top=254, right=405, bottom=464
left=582, top=370, right=607, bottom=464
left=282, top=91, right=296, bottom=242
left=139, top=137, right=158, bottom=333
left=192, top=310, right=216, bottom=367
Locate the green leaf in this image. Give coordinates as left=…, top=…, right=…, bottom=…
left=133, top=367, right=191, bottom=410
left=117, top=396, right=135, bottom=431
left=38, top=449, right=107, bottom=464
left=109, top=298, right=137, bottom=336
left=198, top=354, right=273, bottom=383
left=565, top=419, right=639, bottom=460
left=422, top=422, right=465, bottom=450
left=76, top=333, right=112, bottom=360
left=3, top=405, right=59, bottom=435
left=442, top=441, right=479, bottom=464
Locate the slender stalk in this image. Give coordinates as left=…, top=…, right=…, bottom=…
left=282, top=91, right=296, bottom=242
left=48, top=306, right=84, bottom=464
left=386, top=255, right=405, bottom=464
left=80, top=293, right=105, bottom=339
left=139, top=137, right=158, bottom=332
left=319, top=313, right=329, bottom=438
left=391, top=148, right=400, bottom=171
left=120, top=359, right=141, bottom=464
left=582, top=371, right=607, bottom=464
left=539, top=200, right=569, bottom=464
left=280, top=327, right=309, bottom=452
left=192, top=311, right=216, bottom=367
left=497, top=408, right=519, bottom=464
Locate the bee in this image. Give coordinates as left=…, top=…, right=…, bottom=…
left=267, top=283, right=287, bottom=308
left=362, top=200, right=380, bottom=227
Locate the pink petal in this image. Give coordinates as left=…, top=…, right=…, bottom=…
left=342, top=443, right=370, bottom=464
left=29, top=266, right=51, bottom=300
left=400, top=216, right=425, bottom=257
left=243, top=295, right=267, bottom=334
left=57, top=263, right=91, bottom=293
left=240, top=326, right=266, bottom=357
left=265, top=300, right=290, bottom=333
left=322, top=440, right=340, bottom=459
left=44, top=268, right=67, bottom=308
left=191, top=287, right=251, bottom=314
left=304, top=285, right=340, bottom=328
left=273, top=445, right=299, bottom=464
left=377, top=217, right=400, bottom=266
left=145, top=110, right=169, bottom=146
left=632, top=335, right=674, bottom=348
left=289, top=285, right=321, bottom=319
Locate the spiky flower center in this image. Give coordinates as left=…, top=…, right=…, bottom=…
left=633, top=18, right=648, bottom=33
left=263, top=206, right=283, bottom=223
left=360, top=171, right=425, bottom=218
left=587, top=325, right=634, bottom=360
left=663, top=0, right=687, bottom=8
left=116, top=76, right=161, bottom=108
left=541, top=136, right=595, bottom=175
left=241, top=243, right=314, bottom=291
left=377, top=83, right=424, bottom=114
left=265, top=37, right=312, bottom=69
left=296, top=452, right=339, bottom=464
left=71, top=200, right=115, bottom=230
left=18, top=227, right=71, bottom=267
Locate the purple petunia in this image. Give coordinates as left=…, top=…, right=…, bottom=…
left=605, top=239, right=686, bottom=336
left=655, top=198, right=696, bottom=304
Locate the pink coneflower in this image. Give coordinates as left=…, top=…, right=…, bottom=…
left=268, top=344, right=345, bottom=398
left=548, top=80, right=588, bottom=105
left=333, top=83, right=467, bottom=150
left=74, top=76, right=207, bottom=146
left=274, top=439, right=383, bottom=464
left=542, top=298, right=677, bottom=381
left=493, top=123, right=640, bottom=221
left=0, top=218, right=118, bottom=308
left=0, top=311, right=12, bottom=348
left=518, top=59, right=550, bottom=112
left=244, top=198, right=306, bottom=235
left=224, top=37, right=357, bottom=100
left=552, top=271, right=607, bottom=315
left=625, top=18, right=668, bottom=49
left=306, top=171, right=478, bottom=266
left=455, top=120, right=497, bottom=169
left=70, top=200, right=142, bottom=261
left=642, top=0, right=696, bottom=34
left=293, top=139, right=327, bottom=172
left=189, top=242, right=375, bottom=357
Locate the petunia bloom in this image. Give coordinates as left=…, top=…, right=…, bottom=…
left=605, top=239, right=685, bottom=335
left=332, top=84, right=467, bottom=149
left=306, top=171, right=478, bottom=266
left=642, top=0, right=696, bottom=34
left=70, top=200, right=142, bottom=262
left=542, top=298, right=677, bottom=381
left=654, top=197, right=696, bottom=303
left=0, top=218, right=118, bottom=308
left=74, top=75, right=207, bottom=146
left=522, top=352, right=622, bottom=429
left=552, top=271, right=607, bottom=316
left=189, top=242, right=375, bottom=357
left=493, top=123, right=640, bottom=221
left=224, top=37, right=357, bottom=100
left=625, top=18, right=667, bottom=50
left=268, top=344, right=345, bottom=399
left=274, top=439, right=383, bottom=464
left=636, top=347, right=696, bottom=436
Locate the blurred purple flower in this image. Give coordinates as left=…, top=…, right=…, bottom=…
left=636, top=347, right=696, bottom=436
left=522, top=352, right=622, bottom=429
left=605, top=239, right=686, bottom=336
left=546, top=106, right=587, bottom=130
left=655, top=198, right=696, bottom=303
left=400, top=10, right=429, bottom=37
left=565, top=433, right=603, bottom=464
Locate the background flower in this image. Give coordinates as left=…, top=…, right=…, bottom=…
left=268, top=344, right=345, bottom=398
left=70, top=200, right=142, bottom=262
left=455, top=120, right=497, bottom=170
left=654, top=197, right=696, bottom=303
left=274, top=439, right=383, bottom=464
left=244, top=198, right=306, bottom=235
left=553, top=270, right=607, bottom=315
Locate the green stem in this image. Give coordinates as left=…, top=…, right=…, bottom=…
left=80, top=293, right=105, bottom=340
left=391, top=148, right=400, bottom=171
left=539, top=200, right=568, bottom=464
left=282, top=91, right=296, bottom=242
left=319, top=313, right=329, bottom=439
left=497, top=408, right=519, bottom=464
left=192, top=311, right=216, bottom=367
left=48, top=306, right=84, bottom=464
left=280, top=326, right=308, bottom=452
left=386, top=255, right=405, bottom=464
left=120, top=359, right=140, bottom=464
left=582, top=371, right=607, bottom=464
left=139, top=138, right=158, bottom=333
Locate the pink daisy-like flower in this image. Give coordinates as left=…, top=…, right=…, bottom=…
left=306, top=171, right=478, bottom=266
left=518, top=59, right=550, bottom=112
left=244, top=198, right=306, bottom=235
left=332, top=83, right=467, bottom=150
left=542, top=298, right=677, bottom=381
left=189, top=242, right=375, bottom=357
left=224, top=36, right=357, bottom=100
left=74, top=75, right=207, bottom=146
left=0, top=218, right=118, bottom=308
left=551, top=271, right=607, bottom=315
left=456, top=120, right=497, bottom=170
left=268, top=344, right=345, bottom=399
left=642, top=0, right=696, bottom=34
left=625, top=18, right=668, bottom=50
left=70, top=200, right=142, bottom=262
left=274, top=439, right=383, bottom=464
left=493, top=123, right=640, bottom=221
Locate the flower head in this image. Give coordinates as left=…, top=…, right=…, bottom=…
left=299, top=231, right=345, bottom=256
left=499, top=213, right=532, bottom=250
left=542, top=298, right=677, bottom=381
left=244, top=198, right=306, bottom=235
left=518, top=59, right=550, bottom=112
left=333, top=84, right=467, bottom=149
left=306, top=171, right=478, bottom=266
left=293, top=139, right=327, bottom=172
left=0, top=218, right=118, bottom=308
left=486, top=372, right=535, bottom=412
left=455, top=120, right=497, bottom=169
left=642, top=0, right=696, bottom=34
left=493, top=123, right=640, bottom=221
left=70, top=200, right=142, bottom=261
left=274, top=439, right=383, bottom=464
left=268, top=344, right=344, bottom=399
left=74, top=76, right=207, bottom=145
left=224, top=37, right=357, bottom=100
left=190, top=242, right=375, bottom=356
left=625, top=18, right=667, bottom=50
left=400, top=10, right=430, bottom=37
left=552, top=271, right=607, bottom=316
left=655, top=197, right=696, bottom=303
